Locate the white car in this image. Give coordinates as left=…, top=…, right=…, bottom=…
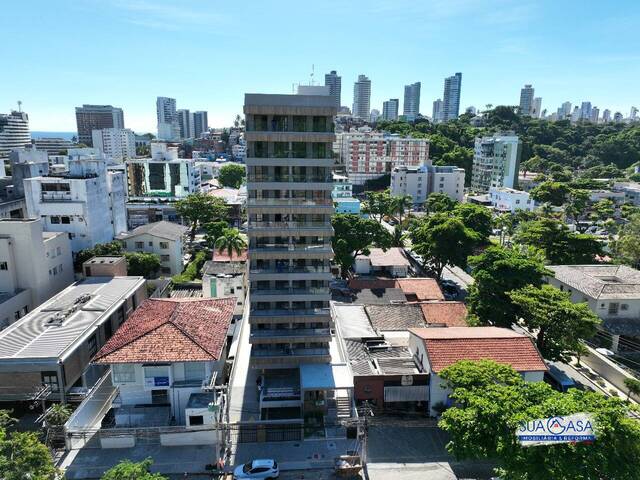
left=233, top=459, right=279, bottom=479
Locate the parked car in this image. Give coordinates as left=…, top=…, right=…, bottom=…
left=233, top=459, right=279, bottom=480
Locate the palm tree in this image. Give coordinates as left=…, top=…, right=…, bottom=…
left=391, top=226, right=407, bottom=248
left=393, top=195, right=412, bottom=227
left=214, top=228, right=247, bottom=262
left=44, top=403, right=72, bottom=427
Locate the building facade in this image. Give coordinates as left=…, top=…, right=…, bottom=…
left=91, top=128, right=136, bottom=163
left=403, top=82, right=421, bottom=122
left=32, top=137, right=75, bottom=156
left=156, top=97, right=180, bottom=141
left=471, top=134, right=522, bottom=193
left=244, top=90, right=336, bottom=418
left=0, top=111, right=31, bottom=165
left=177, top=109, right=193, bottom=140
left=75, top=105, right=124, bottom=147
left=390, top=164, right=464, bottom=204
left=382, top=99, right=399, bottom=121
left=489, top=186, right=535, bottom=212
left=352, top=74, right=371, bottom=120
left=193, top=111, right=209, bottom=138
left=324, top=70, right=342, bottom=109
left=442, top=73, right=462, bottom=122
left=336, top=130, right=430, bottom=185
left=519, top=84, right=535, bottom=116
left=432, top=99, right=443, bottom=123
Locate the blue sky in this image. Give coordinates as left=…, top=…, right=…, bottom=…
left=1, top=0, right=639, bottom=133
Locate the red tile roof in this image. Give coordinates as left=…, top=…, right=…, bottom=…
left=348, top=277, right=398, bottom=290
left=93, top=298, right=235, bottom=364
left=419, top=302, right=468, bottom=327
left=212, top=249, right=247, bottom=262
left=396, top=278, right=444, bottom=301
left=410, top=327, right=547, bottom=373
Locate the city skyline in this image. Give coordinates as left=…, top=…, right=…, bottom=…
left=2, top=1, right=639, bottom=132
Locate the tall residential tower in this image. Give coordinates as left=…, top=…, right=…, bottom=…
left=324, top=70, right=342, bottom=109
left=352, top=74, right=371, bottom=120
left=403, top=82, right=421, bottom=122
left=75, top=105, right=124, bottom=146
left=519, top=85, right=535, bottom=116
left=442, top=73, right=462, bottom=122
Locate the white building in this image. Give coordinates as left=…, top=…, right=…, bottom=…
left=442, top=73, right=462, bottom=122
left=519, top=84, right=535, bottom=116
left=382, top=99, right=399, bottom=121
left=409, top=327, right=546, bottom=416
left=91, top=128, right=136, bottom=163
left=116, top=221, right=188, bottom=276
left=0, top=111, right=31, bottom=166
left=9, top=149, right=49, bottom=198
left=471, top=133, right=522, bottom=193
left=532, top=97, right=543, bottom=118
left=336, top=129, right=430, bottom=185
left=125, top=143, right=200, bottom=200
left=488, top=186, right=535, bottom=212
left=31, top=137, right=75, bottom=156
left=352, top=74, right=371, bottom=120
left=390, top=165, right=464, bottom=204
left=202, top=261, right=246, bottom=318
left=0, top=218, right=73, bottom=330
left=23, top=154, right=127, bottom=252
left=403, top=82, right=421, bottom=122
left=231, top=143, right=246, bottom=161
left=156, top=97, right=180, bottom=141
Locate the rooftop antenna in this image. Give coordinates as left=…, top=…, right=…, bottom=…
left=17, top=100, right=22, bottom=112
left=310, top=64, right=315, bottom=85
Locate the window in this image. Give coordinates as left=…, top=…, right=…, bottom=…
left=112, top=364, right=136, bottom=383
left=41, top=371, right=59, bottom=392
left=160, top=255, right=170, bottom=262
left=135, top=241, right=144, bottom=249
left=87, top=334, right=97, bottom=357
left=189, top=415, right=204, bottom=426
left=608, top=302, right=620, bottom=315
left=0, top=262, right=7, bottom=270
left=61, top=216, right=71, bottom=224
left=621, top=304, right=629, bottom=311
left=56, top=246, right=61, bottom=255
left=159, top=242, right=169, bottom=249
left=148, top=241, right=153, bottom=247
left=50, top=216, right=60, bottom=224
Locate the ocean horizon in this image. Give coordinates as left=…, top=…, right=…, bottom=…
left=31, top=131, right=77, bottom=141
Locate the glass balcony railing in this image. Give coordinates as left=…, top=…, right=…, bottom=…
left=250, top=265, right=331, bottom=274
left=249, top=221, right=332, bottom=230
left=251, top=287, right=328, bottom=296
left=247, top=198, right=333, bottom=206
left=251, top=308, right=330, bottom=317
left=250, top=328, right=331, bottom=338
left=251, top=347, right=331, bottom=357
left=252, top=244, right=332, bottom=253
left=247, top=174, right=331, bottom=183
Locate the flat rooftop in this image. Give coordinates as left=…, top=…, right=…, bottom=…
left=0, top=276, right=144, bottom=361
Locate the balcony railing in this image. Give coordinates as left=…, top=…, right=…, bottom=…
left=40, top=192, right=75, bottom=202
left=251, top=328, right=331, bottom=338
left=251, top=308, right=330, bottom=317
left=250, top=266, right=331, bottom=274
left=252, top=347, right=330, bottom=357
left=247, top=175, right=332, bottom=183
left=247, top=198, right=333, bottom=207
left=250, top=221, right=332, bottom=230
left=251, top=287, right=328, bottom=296
left=252, top=244, right=332, bottom=253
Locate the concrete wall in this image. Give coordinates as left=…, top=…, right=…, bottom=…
left=581, top=346, right=640, bottom=402
left=160, top=429, right=217, bottom=446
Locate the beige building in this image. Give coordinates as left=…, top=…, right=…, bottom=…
left=83, top=256, right=128, bottom=278
left=0, top=218, right=74, bottom=330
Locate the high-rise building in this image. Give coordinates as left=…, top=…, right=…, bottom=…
left=0, top=111, right=31, bottom=162
left=75, top=105, right=124, bottom=146
left=91, top=128, right=136, bottom=162
left=471, top=133, right=522, bottom=193
left=177, top=109, right=193, bottom=139
left=442, top=73, right=462, bottom=122
left=156, top=97, right=180, bottom=141
left=532, top=97, right=543, bottom=118
left=432, top=99, right=443, bottom=123
left=519, top=85, right=535, bottom=116
left=590, top=107, right=600, bottom=124
left=244, top=89, right=337, bottom=420
left=352, top=74, right=371, bottom=120
left=382, top=99, right=399, bottom=121
left=571, top=106, right=581, bottom=123
left=324, top=70, right=342, bottom=108
left=370, top=109, right=380, bottom=123
left=580, top=102, right=592, bottom=121
left=193, top=111, right=208, bottom=138
left=602, top=109, right=612, bottom=123
left=403, top=82, right=421, bottom=122
left=557, top=101, right=572, bottom=120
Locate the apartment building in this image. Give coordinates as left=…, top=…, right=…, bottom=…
left=0, top=111, right=31, bottom=166
left=0, top=218, right=73, bottom=330
left=75, top=105, right=124, bottom=147
left=244, top=89, right=338, bottom=420
left=382, top=99, right=399, bottom=121
left=23, top=153, right=127, bottom=252
left=489, top=186, right=535, bottom=212
left=32, top=137, right=76, bottom=156
left=442, top=73, right=462, bottom=122
left=403, top=82, right=421, bottom=122
left=352, top=75, right=371, bottom=120
left=390, top=164, right=464, bottom=204
left=91, top=128, right=136, bottom=163
left=471, top=133, right=522, bottom=193
left=336, top=129, right=430, bottom=185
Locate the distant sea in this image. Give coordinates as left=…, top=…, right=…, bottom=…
left=31, top=131, right=76, bottom=141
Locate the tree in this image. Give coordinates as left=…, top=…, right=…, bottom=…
left=514, top=217, right=603, bottom=264
left=439, top=360, right=640, bottom=480
left=203, top=220, right=229, bottom=248
left=213, top=228, right=247, bottom=261
left=467, top=246, right=549, bottom=327
left=614, top=213, right=640, bottom=268
left=176, top=193, right=229, bottom=242
left=362, top=190, right=394, bottom=223
left=391, top=194, right=412, bottom=226
left=508, top=284, right=600, bottom=361
left=425, top=192, right=456, bottom=214
left=102, top=458, right=168, bottom=480
left=124, top=252, right=161, bottom=278
left=74, top=241, right=123, bottom=270
left=218, top=163, right=246, bottom=189
left=332, top=214, right=391, bottom=276
left=410, top=214, right=478, bottom=279
left=390, top=225, right=407, bottom=248
left=623, top=377, right=640, bottom=403
left=564, top=189, right=590, bottom=231
left=453, top=203, right=493, bottom=242
left=44, top=403, right=72, bottom=427
left=590, top=198, right=615, bottom=225
left=530, top=181, right=570, bottom=206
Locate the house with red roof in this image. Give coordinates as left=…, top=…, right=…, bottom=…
left=92, top=297, right=235, bottom=429
left=408, top=327, right=547, bottom=416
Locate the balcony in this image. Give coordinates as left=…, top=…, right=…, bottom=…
left=250, top=328, right=332, bottom=344
left=251, top=347, right=332, bottom=366
left=250, top=266, right=331, bottom=274
left=248, top=221, right=333, bottom=236
left=250, top=244, right=333, bottom=259
left=249, top=308, right=331, bottom=324
left=247, top=198, right=333, bottom=207
left=247, top=174, right=332, bottom=183
left=40, top=192, right=76, bottom=202
left=251, top=287, right=329, bottom=302
left=249, top=265, right=332, bottom=281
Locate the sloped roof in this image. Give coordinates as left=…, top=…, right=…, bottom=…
left=356, top=248, right=410, bottom=267
left=548, top=264, right=640, bottom=300
left=212, top=249, right=247, bottom=262
left=419, top=302, right=468, bottom=327
left=410, top=327, right=547, bottom=374
left=350, top=288, right=407, bottom=305
left=116, top=221, right=188, bottom=241
left=396, top=278, right=444, bottom=301
left=93, top=298, right=235, bottom=364
left=365, top=304, right=427, bottom=331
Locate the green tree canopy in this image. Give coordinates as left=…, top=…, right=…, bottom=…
left=425, top=192, right=456, bottom=214
left=218, top=163, right=246, bottom=188
left=74, top=241, right=123, bottom=270
left=332, top=214, right=391, bottom=276
left=101, top=458, right=168, bottom=480
left=509, top=284, right=600, bottom=361
left=410, top=213, right=478, bottom=279
left=530, top=181, right=570, bottom=206
left=124, top=252, right=161, bottom=278
left=614, top=213, right=640, bottom=268
left=362, top=189, right=395, bottom=223
left=439, top=360, right=640, bottom=480
left=203, top=220, right=230, bottom=249
left=176, top=192, right=229, bottom=241
left=213, top=228, right=247, bottom=261
left=467, top=245, right=549, bottom=327
left=453, top=202, right=493, bottom=242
